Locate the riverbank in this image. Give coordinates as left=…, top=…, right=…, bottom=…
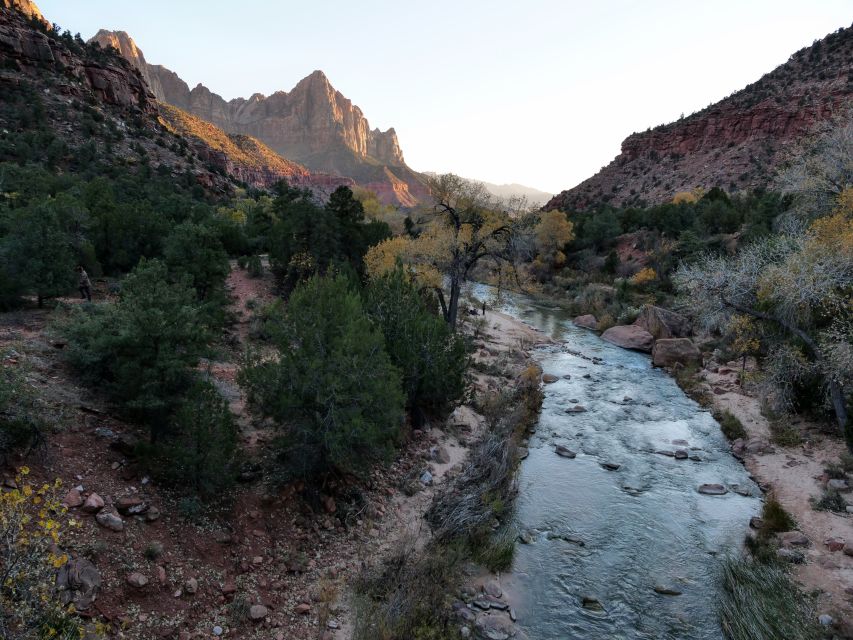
left=335, top=308, right=551, bottom=639
left=695, top=361, right=853, bottom=634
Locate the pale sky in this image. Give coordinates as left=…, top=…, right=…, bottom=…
left=38, top=0, right=853, bottom=194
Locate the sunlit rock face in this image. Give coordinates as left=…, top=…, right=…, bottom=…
left=91, top=30, right=429, bottom=205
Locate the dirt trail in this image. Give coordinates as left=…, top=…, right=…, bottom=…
left=701, top=365, right=853, bottom=627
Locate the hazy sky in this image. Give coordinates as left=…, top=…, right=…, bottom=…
left=38, top=1, right=852, bottom=194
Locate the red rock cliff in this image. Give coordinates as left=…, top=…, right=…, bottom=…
left=546, top=24, right=853, bottom=211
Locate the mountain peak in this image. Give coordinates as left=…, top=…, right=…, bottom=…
left=91, top=29, right=147, bottom=67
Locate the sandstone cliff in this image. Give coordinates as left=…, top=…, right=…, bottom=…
left=546, top=24, right=853, bottom=211
left=0, top=8, right=157, bottom=116
left=1, top=0, right=45, bottom=25
left=91, top=30, right=429, bottom=206
left=159, top=103, right=355, bottom=194
left=0, top=2, right=238, bottom=194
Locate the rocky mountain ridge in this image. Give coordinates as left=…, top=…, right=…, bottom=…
left=546, top=24, right=853, bottom=211
left=91, top=29, right=429, bottom=206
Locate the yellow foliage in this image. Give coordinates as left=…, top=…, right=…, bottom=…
left=630, top=267, right=657, bottom=286
left=672, top=187, right=704, bottom=205
left=0, top=469, right=90, bottom=639
left=534, top=210, right=574, bottom=265
left=836, top=187, right=853, bottom=219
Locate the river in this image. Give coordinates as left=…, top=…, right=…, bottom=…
left=475, top=287, right=761, bottom=640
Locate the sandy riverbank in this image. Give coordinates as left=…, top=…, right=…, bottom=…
left=700, top=364, right=853, bottom=630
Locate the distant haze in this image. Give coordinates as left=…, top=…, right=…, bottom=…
left=38, top=0, right=853, bottom=193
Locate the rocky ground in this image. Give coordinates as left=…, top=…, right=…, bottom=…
left=0, top=266, right=550, bottom=640
left=699, top=361, right=853, bottom=633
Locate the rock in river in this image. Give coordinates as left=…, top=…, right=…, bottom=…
left=555, top=445, right=577, bottom=459
left=697, top=484, right=728, bottom=495
left=600, top=325, right=654, bottom=352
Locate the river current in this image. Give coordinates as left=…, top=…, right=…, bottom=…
left=476, top=287, right=761, bottom=640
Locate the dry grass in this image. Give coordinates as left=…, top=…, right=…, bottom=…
left=718, top=555, right=821, bottom=640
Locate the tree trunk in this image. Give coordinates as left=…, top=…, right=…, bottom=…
left=447, top=278, right=461, bottom=330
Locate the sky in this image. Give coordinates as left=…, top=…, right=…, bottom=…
left=37, top=0, right=853, bottom=195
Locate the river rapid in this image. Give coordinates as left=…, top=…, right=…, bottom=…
left=475, top=287, right=761, bottom=640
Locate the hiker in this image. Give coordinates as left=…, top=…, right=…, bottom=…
left=76, top=265, right=92, bottom=301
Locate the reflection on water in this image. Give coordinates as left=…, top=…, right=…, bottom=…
left=474, top=286, right=760, bottom=640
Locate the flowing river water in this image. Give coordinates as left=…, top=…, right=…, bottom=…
left=475, top=287, right=762, bottom=640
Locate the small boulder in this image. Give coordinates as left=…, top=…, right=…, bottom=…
left=56, top=557, right=101, bottom=610
left=653, top=585, right=682, bottom=596
left=295, top=603, right=311, bottom=615
left=184, top=577, right=198, bottom=594
left=601, top=462, right=621, bottom=471
left=249, top=604, right=268, bottom=621
left=115, top=495, right=148, bottom=516
left=674, top=449, right=689, bottom=460
left=484, top=580, right=502, bottom=598
left=827, top=479, right=849, bottom=492
left=82, top=493, right=105, bottom=514
left=542, top=373, right=559, bottom=384
left=652, top=338, right=702, bottom=369
left=126, top=572, right=148, bottom=588
left=573, top=315, right=598, bottom=330
left=419, top=471, right=433, bottom=486
left=601, top=325, right=654, bottom=353
left=825, top=537, right=846, bottom=552
left=778, top=531, right=810, bottom=548
left=633, top=305, right=691, bottom=340
left=63, top=488, right=84, bottom=508
left=95, top=511, right=124, bottom=532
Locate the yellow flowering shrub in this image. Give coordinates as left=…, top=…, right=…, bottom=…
left=630, top=267, right=657, bottom=287
left=0, top=468, right=85, bottom=640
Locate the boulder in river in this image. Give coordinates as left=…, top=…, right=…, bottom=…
left=601, top=325, right=654, bottom=353
left=633, top=305, right=691, bottom=340
left=652, top=338, right=702, bottom=368
left=697, top=483, right=728, bottom=495
left=542, top=373, right=559, bottom=383
left=554, top=445, right=577, bottom=459
left=573, top=314, right=598, bottom=330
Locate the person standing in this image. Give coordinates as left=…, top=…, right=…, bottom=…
left=76, top=265, right=92, bottom=301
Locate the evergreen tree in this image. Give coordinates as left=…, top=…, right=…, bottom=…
left=240, top=273, right=404, bottom=480
left=63, top=259, right=209, bottom=438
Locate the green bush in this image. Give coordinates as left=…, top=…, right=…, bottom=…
left=364, top=268, right=467, bottom=422
left=62, top=259, right=209, bottom=437
left=716, top=410, right=747, bottom=441
left=760, top=496, right=796, bottom=535
left=246, top=254, right=263, bottom=278
left=163, top=221, right=229, bottom=301
left=0, top=362, right=43, bottom=465
left=240, top=273, right=404, bottom=481
left=137, top=381, right=237, bottom=499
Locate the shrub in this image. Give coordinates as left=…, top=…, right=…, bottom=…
left=0, top=359, right=45, bottom=465
left=246, top=254, right=263, bottom=278
left=240, top=273, right=404, bottom=481
left=0, top=468, right=90, bottom=640
left=137, top=381, right=238, bottom=499
left=364, top=268, right=467, bottom=422
left=62, top=259, right=209, bottom=437
left=716, top=410, right=747, bottom=441
left=760, top=496, right=796, bottom=535
left=812, top=488, right=847, bottom=513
